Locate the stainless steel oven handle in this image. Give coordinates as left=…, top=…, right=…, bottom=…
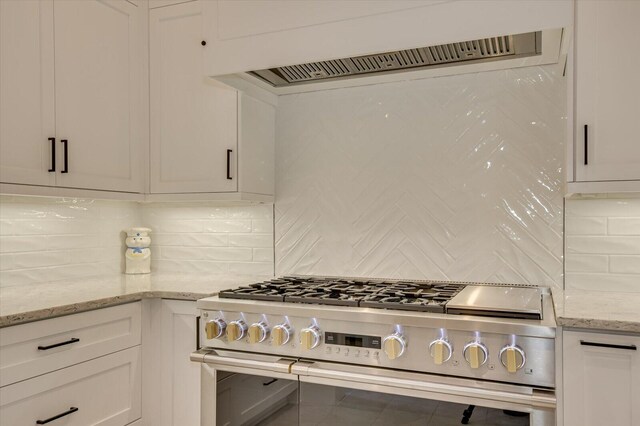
left=292, top=361, right=556, bottom=410
left=191, top=349, right=296, bottom=376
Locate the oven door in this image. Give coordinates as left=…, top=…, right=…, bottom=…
left=293, top=360, right=556, bottom=426
left=192, top=350, right=556, bottom=426
left=192, top=349, right=299, bottom=426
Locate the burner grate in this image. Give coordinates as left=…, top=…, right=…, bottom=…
left=219, top=277, right=465, bottom=313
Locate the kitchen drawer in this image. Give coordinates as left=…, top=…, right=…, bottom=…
left=0, top=346, right=141, bottom=426
left=563, top=330, right=640, bottom=426
left=0, top=302, right=141, bottom=387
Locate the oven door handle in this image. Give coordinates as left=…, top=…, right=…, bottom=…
left=191, top=349, right=296, bottom=378
left=292, top=360, right=556, bottom=410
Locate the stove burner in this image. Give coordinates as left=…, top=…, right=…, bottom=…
left=219, top=277, right=465, bottom=313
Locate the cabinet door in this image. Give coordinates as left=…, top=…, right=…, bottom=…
left=575, top=0, right=640, bottom=182
left=160, top=300, right=200, bottom=426
left=0, top=0, right=56, bottom=186
left=0, top=346, right=141, bottom=426
left=53, top=0, right=142, bottom=192
left=150, top=1, right=238, bottom=194
left=563, top=330, right=640, bottom=426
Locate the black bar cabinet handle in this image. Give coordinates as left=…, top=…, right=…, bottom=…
left=36, top=407, right=78, bottom=424
left=38, top=337, right=79, bottom=351
left=263, top=378, right=278, bottom=386
left=580, top=340, right=636, bottom=351
left=48, top=137, right=56, bottom=172
left=195, top=316, right=201, bottom=350
left=61, top=139, right=69, bottom=173
left=226, top=149, right=233, bottom=180
left=584, top=124, right=588, bottom=165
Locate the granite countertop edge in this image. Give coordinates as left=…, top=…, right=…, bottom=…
left=3, top=279, right=640, bottom=334
left=0, top=273, right=272, bottom=328
left=0, top=290, right=215, bottom=328
left=551, top=287, right=640, bottom=335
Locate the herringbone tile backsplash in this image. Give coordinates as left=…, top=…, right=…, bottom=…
left=275, top=65, right=566, bottom=288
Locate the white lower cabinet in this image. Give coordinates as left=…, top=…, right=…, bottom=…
left=159, top=299, right=201, bottom=426
left=0, top=346, right=141, bottom=426
left=563, top=330, right=640, bottom=426
left=0, top=302, right=141, bottom=387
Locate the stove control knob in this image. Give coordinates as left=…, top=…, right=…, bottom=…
left=272, top=324, right=292, bottom=346
left=463, top=341, right=488, bottom=369
left=429, top=338, right=453, bottom=365
left=382, top=334, right=406, bottom=360
left=205, top=318, right=226, bottom=340
left=227, top=320, right=247, bottom=341
left=300, top=326, right=321, bottom=350
left=248, top=322, right=270, bottom=344
left=499, top=345, right=526, bottom=373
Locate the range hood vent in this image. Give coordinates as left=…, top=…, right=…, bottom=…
left=249, top=31, right=541, bottom=88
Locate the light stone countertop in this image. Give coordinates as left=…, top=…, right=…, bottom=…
left=552, top=288, right=640, bottom=334
left=0, top=273, right=272, bottom=327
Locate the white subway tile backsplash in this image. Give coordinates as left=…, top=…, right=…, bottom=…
left=140, top=203, right=273, bottom=275
left=565, top=272, right=640, bottom=293
left=565, top=254, right=609, bottom=273
left=202, top=247, right=253, bottom=262
left=252, top=219, right=274, bottom=233
left=152, top=233, right=228, bottom=247
left=566, top=198, right=640, bottom=217
left=228, top=234, right=273, bottom=248
left=566, top=236, right=640, bottom=255
left=204, top=220, right=252, bottom=233
left=608, top=217, right=640, bottom=235
left=0, top=196, right=139, bottom=287
left=566, top=197, right=640, bottom=292
left=228, top=262, right=273, bottom=275
left=0, top=196, right=274, bottom=287
left=565, top=217, right=607, bottom=235
left=609, top=255, right=640, bottom=274
left=253, top=248, right=274, bottom=262
left=275, top=65, right=565, bottom=287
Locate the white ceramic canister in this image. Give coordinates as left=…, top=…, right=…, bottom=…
left=125, top=227, right=152, bottom=274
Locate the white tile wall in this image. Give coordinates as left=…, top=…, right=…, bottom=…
left=0, top=196, right=274, bottom=287
left=275, top=65, right=566, bottom=288
left=140, top=203, right=274, bottom=276
left=565, top=196, right=640, bottom=292
left=0, top=195, right=139, bottom=287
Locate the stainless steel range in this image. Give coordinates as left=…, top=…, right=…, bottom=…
left=192, top=276, right=557, bottom=426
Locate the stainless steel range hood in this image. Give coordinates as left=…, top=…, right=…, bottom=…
left=216, top=28, right=564, bottom=97
left=249, top=31, right=541, bottom=88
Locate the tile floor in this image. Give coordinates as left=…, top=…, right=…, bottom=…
left=257, top=387, right=530, bottom=426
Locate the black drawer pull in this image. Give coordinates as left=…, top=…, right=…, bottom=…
left=580, top=340, right=637, bottom=351
left=36, top=407, right=78, bottom=424
left=48, top=137, right=56, bottom=172
left=61, top=139, right=69, bottom=173
left=263, top=378, right=278, bottom=386
left=226, top=149, right=233, bottom=180
left=37, top=337, right=79, bottom=351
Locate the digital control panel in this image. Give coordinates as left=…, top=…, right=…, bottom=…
left=325, top=332, right=381, bottom=349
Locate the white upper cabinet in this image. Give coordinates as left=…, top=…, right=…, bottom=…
left=573, top=0, right=640, bottom=186
left=150, top=1, right=237, bottom=194
left=149, top=0, right=274, bottom=200
left=0, top=0, right=143, bottom=195
left=0, top=0, right=56, bottom=187
left=201, top=0, right=572, bottom=77
left=54, top=0, right=142, bottom=193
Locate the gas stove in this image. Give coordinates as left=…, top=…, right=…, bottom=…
left=196, top=276, right=556, bottom=389
left=219, top=276, right=464, bottom=311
